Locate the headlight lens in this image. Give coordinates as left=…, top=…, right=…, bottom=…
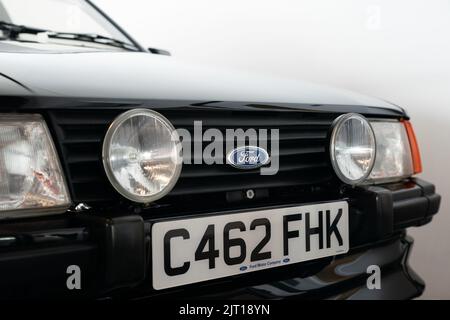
left=368, top=121, right=413, bottom=182
left=102, top=109, right=182, bottom=203
left=0, top=114, right=70, bottom=219
left=330, top=113, right=376, bottom=185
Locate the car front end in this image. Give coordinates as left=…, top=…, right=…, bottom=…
left=0, top=0, right=441, bottom=300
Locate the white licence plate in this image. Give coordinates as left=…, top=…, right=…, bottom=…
left=152, top=201, right=349, bottom=290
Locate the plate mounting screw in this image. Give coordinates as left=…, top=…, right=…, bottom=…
left=245, top=189, right=255, bottom=199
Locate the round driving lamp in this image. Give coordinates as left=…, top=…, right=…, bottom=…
left=329, top=113, right=376, bottom=185
left=102, top=109, right=182, bottom=203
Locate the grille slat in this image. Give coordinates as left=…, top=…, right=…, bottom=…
left=66, top=155, right=100, bottom=164
left=49, top=108, right=336, bottom=205
left=171, top=171, right=332, bottom=196
left=180, top=161, right=329, bottom=178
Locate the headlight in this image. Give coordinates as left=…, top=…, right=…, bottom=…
left=0, top=114, right=70, bottom=219
left=102, top=109, right=182, bottom=203
left=330, top=113, right=376, bottom=185
left=368, top=121, right=414, bottom=183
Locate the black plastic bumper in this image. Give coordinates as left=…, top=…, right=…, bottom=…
left=181, top=234, right=425, bottom=300
left=0, top=178, right=440, bottom=299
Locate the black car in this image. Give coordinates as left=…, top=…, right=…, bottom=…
left=0, top=0, right=441, bottom=300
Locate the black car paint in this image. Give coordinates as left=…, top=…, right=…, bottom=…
left=0, top=65, right=437, bottom=301
left=0, top=1, right=440, bottom=300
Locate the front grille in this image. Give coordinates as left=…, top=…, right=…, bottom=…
left=48, top=108, right=338, bottom=211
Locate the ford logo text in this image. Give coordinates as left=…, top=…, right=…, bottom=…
left=227, top=146, right=270, bottom=169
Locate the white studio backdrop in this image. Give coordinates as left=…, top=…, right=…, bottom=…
left=94, top=0, right=450, bottom=299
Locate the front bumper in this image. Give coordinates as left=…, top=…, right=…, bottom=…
left=0, top=178, right=440, bottom=300
left=172, top=234, right=424, bottom=300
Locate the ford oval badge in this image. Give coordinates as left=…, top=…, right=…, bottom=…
left=227, top=146, right=270, bottom=169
